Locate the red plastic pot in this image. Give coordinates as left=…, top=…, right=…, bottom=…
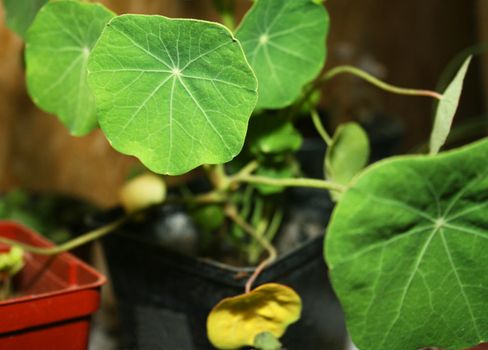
left=0, top=221, right=105, bottom=350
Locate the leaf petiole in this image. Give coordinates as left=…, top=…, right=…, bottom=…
left=321, top=65, right=443, bottom=100
left=232, top=174, right=346, bottom=193
left=311, top=109, right=332, bottom=146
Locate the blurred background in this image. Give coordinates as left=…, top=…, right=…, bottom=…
left=0, top=0, right=487, bottom=208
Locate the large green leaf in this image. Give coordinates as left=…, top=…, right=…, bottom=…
left=429, top=56, right=472, bottom=155
left=25, top=1, right=114, bottom=136
left=325, top=138, right=488, bottom=350
left=2, top=0, right=48, bottom=38
left=236, top=0, right=329, bottom=109
left=88, top=15, right=258, bottom=175
left=325, top=122, right=369, bottom=200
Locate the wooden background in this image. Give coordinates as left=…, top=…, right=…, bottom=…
left=0, top=0, right=486, bottom=207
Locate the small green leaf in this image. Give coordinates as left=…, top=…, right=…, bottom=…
left=254, top=332, right=282, bottom=350
left=2, top=0, right=48, bottom=38
left=236, top=0, right=329, bottom=109
left=0, top=247, right=24, bottom=276
left=429, top=55, right=472, bottom=155
left=248, top=116, right=302, bottom=155
left=326, top=138, right=488, bottom=350
left=190, top=205, right=225, bottom=234
left=325, top=122, right=369, bottom=200
left=88, top=15, right=257, bottom=175
left=25, top=1, right=115, bottom=136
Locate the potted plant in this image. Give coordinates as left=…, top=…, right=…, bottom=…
left=1, top=0, right=487, bottom=349
left=0, top=221, right=105, bottom=349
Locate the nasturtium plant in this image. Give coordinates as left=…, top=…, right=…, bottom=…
left=25, top=1, right=114, bottom=136
left=88, top=15, right=258, bottom=175
left=430, top=56, right=473, bottom=155
left=2, top=0, right=48, bottom=38
left=7, top=0, right=487, bottom=348
left=236, top=0, right=329, bottom=109
left=325, top=122, right=370, bottom=200
left=207, top=283, right=302, bottom=349
left=326, top=138, right=488, bottom=350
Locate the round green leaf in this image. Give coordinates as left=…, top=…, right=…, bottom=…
left=325, top=122, right=369, bottom=200
left=430, top=55, right=472, bottom=155
left=325, top=138, right=488, bottom=350
left=88, top=15, right=257, bottom=175
left=3, top=0, right=48, bottom=38
left=25, top=1, right=115, bottom=136
left=236, top=0, right=329, bottom=109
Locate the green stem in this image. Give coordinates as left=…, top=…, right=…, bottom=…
left=235, top=160, right=259, bottom=179
left=265, top=208, right=283, bottom=243
left=224, top=205, right=277, bottom=293
left=311, top=109, right=332, bottom=146
left=0, top=217, right=127, bottom=256
left=232, top=174, right=346, bottom=193
left=322, top=65, right=443, bottom=100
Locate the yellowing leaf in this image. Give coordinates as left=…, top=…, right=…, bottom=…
left=207, top=283, right=301, bottom=349
left=119, top=173, right=166, bottom=213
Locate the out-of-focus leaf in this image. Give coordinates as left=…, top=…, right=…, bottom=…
left=236, top=0, right=329, bottom=109
left=25, top=1, right=115, bottom=135
left=3, top=0, right=48, bottom=38
left=325, top=122, right=369, bottom=200
left=190, top=205, right=225, bottom=234
left=429, top=56, right=472, bottom=155
left=248, top=116, right=302, bottom=156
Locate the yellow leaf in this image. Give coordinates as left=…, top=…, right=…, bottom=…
left=207, top=283, right=302, bottom=349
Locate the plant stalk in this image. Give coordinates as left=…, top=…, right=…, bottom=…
left=311, top=109, right=332, bottom=146
left=232, top=174, right=346, bottom=193
left=0, top=217, right=128, bottom=256
left=224, top=205, right=277, bottom=293
left=322, top=65, right=443, bottom=100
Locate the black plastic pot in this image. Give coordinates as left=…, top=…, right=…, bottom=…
left=101, top=188, right=346, bottom=350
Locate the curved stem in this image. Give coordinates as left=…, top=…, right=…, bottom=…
left=0, top=217, right=128, bottom=256
left=232, top=174, right=346, bottom=193
left=224, top=205, right=277, bottom=293
left=322, top=65, right=443, bottom=100
left=311, top=109, right=332, bottom=146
